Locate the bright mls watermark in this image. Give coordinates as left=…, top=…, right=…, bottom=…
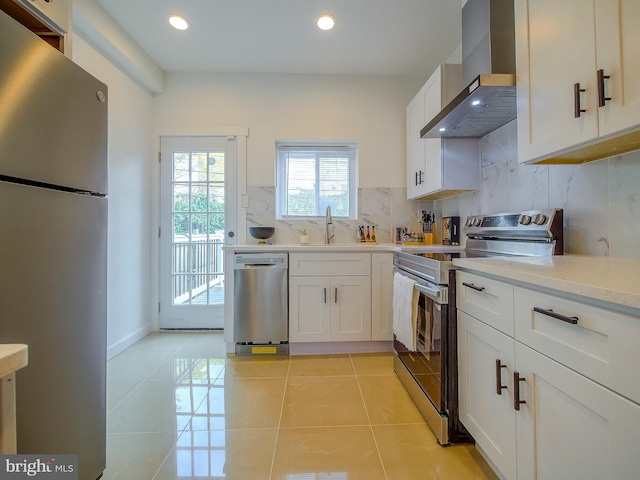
left=0, top=455, right=77, bottom=479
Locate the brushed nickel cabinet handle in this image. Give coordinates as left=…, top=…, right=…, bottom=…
left=514, top=371, right=526, bottom=411
left=323, top=288, right=327, bottom=304
left=597, top=69, right=611, bottom=107
left=533, top=307, right=578, bottom=325
left=574, top=83, right=586, bottom=118
left=335, top=287, right=338, bottom=304
left=496, top=359, right=507, bottom=395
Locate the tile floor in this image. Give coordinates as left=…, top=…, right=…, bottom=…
left=105, top=332, right=498, bottom=479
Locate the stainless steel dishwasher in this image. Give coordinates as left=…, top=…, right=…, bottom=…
left=233, top=252, right=289, bottom=355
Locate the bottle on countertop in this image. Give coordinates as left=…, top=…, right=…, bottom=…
left=371, top=226, right=376, bottom=242
left=359, top=225, right=365, bottom=242
left=366, top=226, right=371, bottom=241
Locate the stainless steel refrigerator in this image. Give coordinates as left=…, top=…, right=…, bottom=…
left=0, top=10, right=107, bottom=480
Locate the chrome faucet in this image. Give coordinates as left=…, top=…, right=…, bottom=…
left=325, top=205, right=335, bottom=244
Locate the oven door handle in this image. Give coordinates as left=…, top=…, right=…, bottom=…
left=414, top=283, right=441, bottom=298
left=393, top=267, right=448, bottom=303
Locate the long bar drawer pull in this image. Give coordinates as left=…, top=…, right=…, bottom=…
left=514, top=372, right=526, bottom=411
left=323, top=288, right=327, bottom=304
left=496, top=359, right=507, bottom=395
left=533, top=307, right=578, bottom=325
left=462, top=282, right=485, bottom=292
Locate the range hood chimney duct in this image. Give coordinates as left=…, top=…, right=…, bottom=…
left=421, top=0, right=516, bottom=139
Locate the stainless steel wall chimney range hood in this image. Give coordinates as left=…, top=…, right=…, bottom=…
left=421, top=0, right=516, bottom=139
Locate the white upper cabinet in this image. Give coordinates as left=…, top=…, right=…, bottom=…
left=594, top=0, right=640, bottom=137
left=406, top=64, right=479, bottom=200
left=406, top=80, right=429, bottom=199
left=516, top=0, right=640, bottom=164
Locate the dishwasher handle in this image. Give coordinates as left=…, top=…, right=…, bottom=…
left=234, top=253, right=288, bottom=270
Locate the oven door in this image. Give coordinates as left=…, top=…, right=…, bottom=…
left=393, top=270, right=448, bottom=414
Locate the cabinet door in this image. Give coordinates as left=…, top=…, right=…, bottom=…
left=515, top=343, right=640, bottom=480
left=458, top=312, right=517, bottom=480
left=330, top=275, right=372, bottom=342
left=407, top=85, right=427, bottom=199
left=371, top=253, right=393, bottom=341
left=595, top=0, right=640, bottom=137
left=516, top=0, right=599, bottom=164
left=289, top=276, right=331, bottom=342
left=423, top=72, right=444, bottom=195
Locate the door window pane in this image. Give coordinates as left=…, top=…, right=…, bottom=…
left=171, top=151, right=226, bottom=305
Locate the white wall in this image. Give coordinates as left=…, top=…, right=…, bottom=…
left=72, top=33, right=155, bottom=357
left=153, top=72, right=422, bottom=188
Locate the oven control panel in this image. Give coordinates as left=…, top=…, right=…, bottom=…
left=465, top=209, right=561, bottom=232
left=464, top=209, right=564, bottom=254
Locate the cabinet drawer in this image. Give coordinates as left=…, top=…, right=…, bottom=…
left=457, top=271, right=515, bottom=336
left=289, top=253, right=371, bottom=276
left=514, top=287, right=640, bottom=404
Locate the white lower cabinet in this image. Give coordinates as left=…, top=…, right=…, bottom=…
left=289, top=253, right=372, bottom=343
left=371, top=252, right=393, bottom=341
left=514, top=342, right=640, bottom=480
left=289, top=276, right=331, bottom=342
left=289, top=275, right=371, bottom=342
left=457, top=271, right=640, bottom=479
left=458, top=311, right=517, bottom=479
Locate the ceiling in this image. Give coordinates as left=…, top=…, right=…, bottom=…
left=93, top=0, right=462, bottom=77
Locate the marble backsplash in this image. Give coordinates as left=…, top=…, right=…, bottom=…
left=245, top=120, right=639, bottom=258
left=246, top=186, right=432, bottom=245
left=437, top=120, right=640, bottom=259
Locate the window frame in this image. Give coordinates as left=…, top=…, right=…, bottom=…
left=275, top=140, right=358, bottom=220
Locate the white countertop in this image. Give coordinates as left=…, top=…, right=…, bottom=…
left=453, top=255, right=640, bottom=313
left=0, top=344, right=28, bottom=378
left=223, top=243, right=464, bottom=253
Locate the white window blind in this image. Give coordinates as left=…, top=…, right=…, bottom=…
left=276, top=142, right=357, bottom=219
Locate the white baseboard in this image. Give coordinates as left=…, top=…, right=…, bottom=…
left=107, top=324, right=153, bottom=360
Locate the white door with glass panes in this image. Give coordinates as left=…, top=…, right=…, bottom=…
left=159, top=136, right=237, bottom=329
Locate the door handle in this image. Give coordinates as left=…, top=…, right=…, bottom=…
left=574, top=82, right=586, bottom=118
left=597, top=69, right=611, bottom=107
left=514, top=371, right=526, bottom=411
left=496, top=359, right=507, bottom=395
left=335, top=287, right=338, bottom=303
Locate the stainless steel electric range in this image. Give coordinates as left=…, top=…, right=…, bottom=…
left=393, top=209, right=563, bottom=445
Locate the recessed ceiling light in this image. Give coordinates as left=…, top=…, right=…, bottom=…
left=439, top=127, right=447, bottom=132
left=169, top=14, right=189, bottom=31
left=471, top=100, right=481, bottom=106
left=317, top=14, right=336, bottom=31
